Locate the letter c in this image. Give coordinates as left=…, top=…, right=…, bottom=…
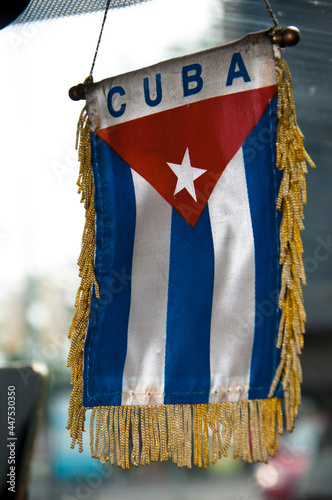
left=107, top=86, right=126, bottom=118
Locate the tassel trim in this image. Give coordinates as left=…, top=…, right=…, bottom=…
left=71, top=399, right=283, bottom=469
left=67, top=107, right=99, bottom=451
left=268, top=57, right=316, bottom=431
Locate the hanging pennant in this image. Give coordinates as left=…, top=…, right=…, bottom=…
left=67, top=25, right=315, bottom=469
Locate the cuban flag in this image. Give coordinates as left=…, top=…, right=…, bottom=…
left=83, top=31, right=283, bottom=409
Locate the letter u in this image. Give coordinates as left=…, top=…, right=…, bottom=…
left=143, top=73, right=162, bottom=107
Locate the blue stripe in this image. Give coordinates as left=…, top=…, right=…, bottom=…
left=164, top=205, right=214, bottom=404
left=83, top=134, right=136, bottom=407
left=243, top=94, right=283, bottom=399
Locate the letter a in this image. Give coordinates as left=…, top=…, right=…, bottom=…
left=226, top=52, right=251, bottom=86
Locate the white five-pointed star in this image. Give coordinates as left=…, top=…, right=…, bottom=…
left=167, top=148, right=206, bottom=202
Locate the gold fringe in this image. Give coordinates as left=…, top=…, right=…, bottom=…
left=67, top=107, right=100, bottom=450
left=80, top=400, right=282, bottom=470
left=268, top=57, right=315, bottom=431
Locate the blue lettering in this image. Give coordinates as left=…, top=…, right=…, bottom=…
left=107, top=86, right=126, bottom=118
left=182, top=63, right=203, bottom=97
left=226, top=52, right=251, bottom=86
left=143, top=73, right=162, bottom=107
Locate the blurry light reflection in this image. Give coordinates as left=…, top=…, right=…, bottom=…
left=256, top=463, right=279, bottom=488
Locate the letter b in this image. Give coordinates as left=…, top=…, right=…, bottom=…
left=182, top=63, right=203, bottom=97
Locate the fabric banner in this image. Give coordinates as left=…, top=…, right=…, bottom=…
left=67, top=30, right=314, bottom=468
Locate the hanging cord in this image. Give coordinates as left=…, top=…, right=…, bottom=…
left=69, top=0, right=300, bottom=101
left=263, top=0, right=279, bottom=28
left=85, top=0, right=112, bottom=84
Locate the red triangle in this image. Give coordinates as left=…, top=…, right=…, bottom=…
left=97, top=85, right=277, bottom=227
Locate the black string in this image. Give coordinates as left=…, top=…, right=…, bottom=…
left=87, top=0, right=279, bottom=83
left=263, top=0, right=279, bottom=27
left=88, top=0, right=112, bottom=81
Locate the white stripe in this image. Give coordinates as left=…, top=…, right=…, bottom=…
left=121, top=171, right=172, bottom=406
left=208, top=148, right=256, bottom=403
left=86, top=32, right=276, bottom=131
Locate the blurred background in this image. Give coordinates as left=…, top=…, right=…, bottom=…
left=0, top=0, right=331, bottom=499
